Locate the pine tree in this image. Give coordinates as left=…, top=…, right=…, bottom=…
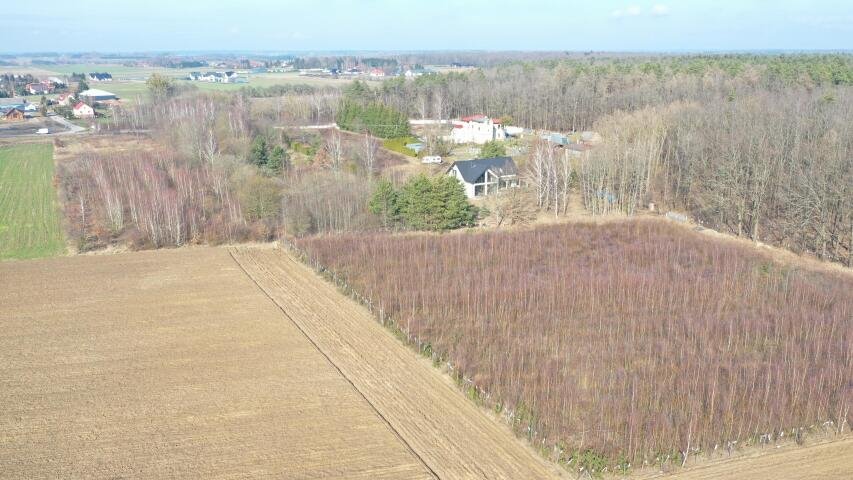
left=478, top=141, right=507, bottom=159
left=368, top=178, right=400, bottom=228
left=398, top=175, right=477, bottom=231
left=268, top=145, right=287, bottom=174
left=250, top=136, right=269, bottom=167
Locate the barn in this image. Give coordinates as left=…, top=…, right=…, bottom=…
left=78, top=89, right=117, bottom=102
left=3, top=108, right=25, bottom=122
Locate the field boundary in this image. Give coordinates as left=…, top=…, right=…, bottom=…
left=229, top=246, right=564, bottom=479
left=227, top=248, right=440, bottom=479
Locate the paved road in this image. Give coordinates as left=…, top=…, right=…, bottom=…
left=48, top=115, right=87, bottom=134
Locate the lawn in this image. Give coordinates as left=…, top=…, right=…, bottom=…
left=0, top=143, right=65, bottom=260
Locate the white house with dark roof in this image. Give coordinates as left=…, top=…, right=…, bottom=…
left=447, top=157, right=519, bottom=198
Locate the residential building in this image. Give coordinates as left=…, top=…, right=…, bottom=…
left=87, top=73, right=113, bottom=82
left=3, top=108, right=25, bottom=122
left=56, top=93, right=75, bottom=106
left=450, top=114, right=507, bottom=144
left=72, top=102, right=95, bottom=118
left=446, top=157, right=519, bottom=198
left=26, top=83, right=52, bottom=95
left=189, top=71, right=241, bottom=83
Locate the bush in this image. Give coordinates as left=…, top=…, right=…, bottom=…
left=478, top=140, right=507, bottom=158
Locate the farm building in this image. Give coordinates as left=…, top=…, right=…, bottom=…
left=3, top=108, right=25, bottom=122
left=78, top=89, right=117, bottom=102
left=450, top=114, right=507, bottom=144
left=87, top=72, right=113, bottom=82
left=72, top=102, right=95, bottom=118
left=447, top=157, right=519, bottom=198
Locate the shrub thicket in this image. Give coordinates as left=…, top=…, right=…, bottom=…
left=296, top=221, right=853, bottom=472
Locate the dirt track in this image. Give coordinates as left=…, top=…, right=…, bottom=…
left=230, top=246, right=565, bottom=479
left=643, top=438, right=853, bottom=479
left=0, top=248, right=433, bottom=479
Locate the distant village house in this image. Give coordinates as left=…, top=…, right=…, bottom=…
left=3, top=108, right=25, bottom=122
left=72, top=102, right=95, bottom=118
left=188, top=71, right=242, bottom=83
left=56, top=93, right=75, bottom=107
left=447, top=157, right=519, bottom=198
left=87, top=72, right=113, bottom=82
left=450, top=114, right=507, bottom=144
left=26, top=82, right=53, bottom=95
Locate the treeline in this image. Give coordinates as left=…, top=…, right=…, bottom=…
left=366, top=54, right=853, bottom=264
left=77, top=92, right=420, bottom=247
left=573, top=90, right=852, bottom=265
left=57, top=148, right=249, bottom=249
left=336, top=81, right=410, bottom=138
left=295, top=221, right=853, bottom=474
left=373, top=54, right=853, bottom=131
left=238, top=83, right=326, bottom=98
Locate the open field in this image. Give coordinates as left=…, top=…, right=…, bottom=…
left=0, top=248, right=433, bottom=479
left=0, top=246, right=564, bottom=479
left=294, top=219, right=853, bottom=473
left=0, top=143, right=65, bottom=260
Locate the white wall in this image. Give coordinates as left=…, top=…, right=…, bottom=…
left=450, top=119, right=507, bottom=145
left=448, top=166, right=477, bottom=198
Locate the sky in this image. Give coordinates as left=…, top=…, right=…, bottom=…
left=1, top=0, right=852, bottom=53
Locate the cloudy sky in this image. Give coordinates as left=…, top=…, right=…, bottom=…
left=1, top=0, right=852, bottom=53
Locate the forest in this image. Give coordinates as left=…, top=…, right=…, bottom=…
left=294, top=221, right=853, bottom=474
left=369, top=54, right=852, bottom=264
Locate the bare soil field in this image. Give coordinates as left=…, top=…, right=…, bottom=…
left=0, top=246, right=565, bottom=479
left=0, top=248, right=432, bottom=479
left=645, top=438, right=853, bottom=480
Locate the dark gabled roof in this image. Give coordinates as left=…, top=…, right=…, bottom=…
left=448, top=157, right=517, bottom=183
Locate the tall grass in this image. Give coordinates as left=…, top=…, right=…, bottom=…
left=295, top=220, right=852, bottom=469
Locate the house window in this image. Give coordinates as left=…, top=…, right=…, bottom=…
left=474, top=185, right=485, bottom=196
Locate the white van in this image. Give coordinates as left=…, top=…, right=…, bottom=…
left=37, top=128, right=49, bottom=135
left=421, top=155, right=442, bottom=164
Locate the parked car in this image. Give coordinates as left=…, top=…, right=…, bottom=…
left=422, top=155, right=442, bottom=164
left=37, top=128, right=49, bottom=135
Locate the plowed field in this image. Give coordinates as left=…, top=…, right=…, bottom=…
left=0, top=248, right=432, bottom=479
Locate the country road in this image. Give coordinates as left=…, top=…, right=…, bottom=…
left=48, top=114, right=87, bottom=134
